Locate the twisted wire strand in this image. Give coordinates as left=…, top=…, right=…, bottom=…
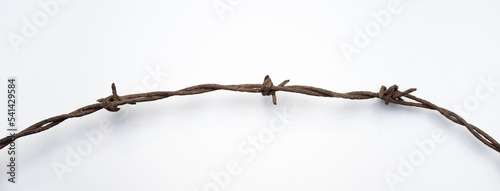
left=1, top=75, right=499, bottom=154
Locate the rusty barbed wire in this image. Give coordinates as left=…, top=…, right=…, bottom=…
left=1, top=75, right=499, bottom=154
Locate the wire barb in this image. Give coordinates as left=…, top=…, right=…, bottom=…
left=261, top=75, right=290, bottom=105
left=378, top=85, right=417, bottom=105
left=97, top=83, right=121, bottom=112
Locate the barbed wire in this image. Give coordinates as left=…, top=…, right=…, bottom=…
left=1, top=75, right=499, bottom=154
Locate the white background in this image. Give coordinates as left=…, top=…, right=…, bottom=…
left=1, top=0, right=500, bottom=190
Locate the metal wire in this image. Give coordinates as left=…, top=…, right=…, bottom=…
left=1, top=75, right=498, bottom=154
